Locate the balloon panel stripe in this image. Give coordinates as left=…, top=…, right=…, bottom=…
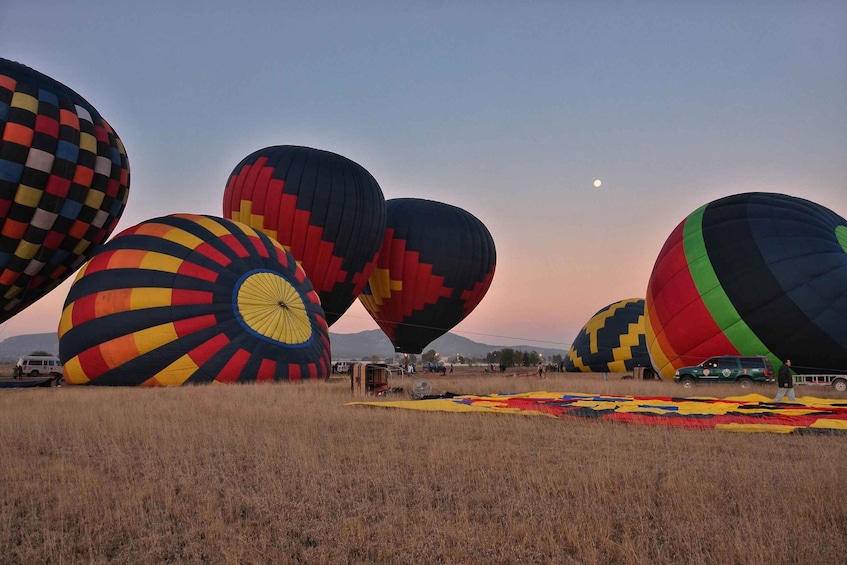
left=81, top=325, right=229, bottom=386
left=62, top=304, right=228, bottom=360
left=684, top=204, right=768, bottom=357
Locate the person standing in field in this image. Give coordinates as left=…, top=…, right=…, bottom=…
left=775, top=359, right=796, bottom=402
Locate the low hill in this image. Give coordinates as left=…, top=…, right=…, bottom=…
left=328, top=329, right=567, bottom=360
left=0, top=332, right=59, bottom=361
left=0, top=329, right=567, bottom=363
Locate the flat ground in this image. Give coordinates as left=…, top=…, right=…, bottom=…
left=1, top=367, right=845, bottom=564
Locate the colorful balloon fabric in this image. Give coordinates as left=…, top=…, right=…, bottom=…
left=223, top=145, right=386, bottom=326
left=0, top=58, right=130, bottom=323
left=349, top=392, right=847, bottom=434
left=646, top=192, right=847, bottom=379
left=59, top=214, right=330, bottom=385
left=564, top=298, right=650, bottom=373
left=359, top=198, right=496, bottom=354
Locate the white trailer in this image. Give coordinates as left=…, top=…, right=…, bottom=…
left=793, top=374, right=847, bottom=392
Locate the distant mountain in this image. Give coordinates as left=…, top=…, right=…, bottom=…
left=328, top=329, right=567, bottom=361
left=0, top=329, right=567, bottom=363
left=0, top=332, right=59, bottom=361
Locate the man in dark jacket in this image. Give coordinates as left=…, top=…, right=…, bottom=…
left=775, top=359, right=796, bottom=402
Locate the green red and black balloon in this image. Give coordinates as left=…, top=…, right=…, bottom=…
left=59, top=214, right=330, bottom=386
left=645, top=192, right=847, bottom=379
left=0, top=58, right=130, bottom=323
left=223, top=145, right=385, bottom=326
left=360, top=198, right=496, bottom=354
left=564, top=298, right=650, bottom=373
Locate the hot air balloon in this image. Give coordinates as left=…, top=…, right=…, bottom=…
left=564, top=298, right=651, bottom=373
left=645, top=192, right=847, bottom=379
left=0, top=58, right=130, bottom=323
left=223, top=145, right=385, bottom=326
left=359, top=198, right=496, bottom=354
left=59, top=214, right=330, bottom=385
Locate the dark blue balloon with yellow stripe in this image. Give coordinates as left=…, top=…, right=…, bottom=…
left=564, top=298, right=650, bottom=373
left=59, top=214, right=330, bottom=385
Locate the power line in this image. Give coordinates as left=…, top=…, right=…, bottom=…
left=324, top=310, right=574, bottom=349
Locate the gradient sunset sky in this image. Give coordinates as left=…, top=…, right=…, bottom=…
left=0, top=1, right=845, bottom=349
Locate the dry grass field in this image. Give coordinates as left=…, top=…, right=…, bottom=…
left=1, top=368, right=845, bottom=564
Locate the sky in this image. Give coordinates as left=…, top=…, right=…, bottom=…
left=0, top=1, right=845, bottom=350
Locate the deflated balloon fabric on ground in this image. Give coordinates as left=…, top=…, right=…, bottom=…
left=348, top=392, right=847, bottom=434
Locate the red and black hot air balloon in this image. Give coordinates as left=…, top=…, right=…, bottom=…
left=0, top=58, right=130, bottom=323
left=359, top=198, right=496, bottom=354
left=222, top=145, right=385, bottom=326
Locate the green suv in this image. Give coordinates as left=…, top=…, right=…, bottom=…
left=673, top=356, right=775, bottom=389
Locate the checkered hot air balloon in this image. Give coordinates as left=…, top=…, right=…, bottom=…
left=222, top=145, right=386, bottom=326
left=564, top=298, right=651, bottom=373
left=359, top=198, right=496, bottom=354
left=646, top=192, right=847, bottom=380
left=0, top=58, right=130, bottom=323
left=58, top=214, right=330, bottom=385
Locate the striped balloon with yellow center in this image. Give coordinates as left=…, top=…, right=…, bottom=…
left=59, top=214, right=330, bottom=385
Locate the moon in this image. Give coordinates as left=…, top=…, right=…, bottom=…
left=593, top=179, right=602, bottom=188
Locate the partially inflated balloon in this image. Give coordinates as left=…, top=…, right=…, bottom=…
left=360, top=198, right=496, bottom=354
left=59, top=214, right=330, bottom=385
left=0, top=58, right=130, bottom=322
left=223, top=145, right=385, bottom=325
left=646, top=192, right=847, bottom=379
left=564, top=298, right=650, bottom=373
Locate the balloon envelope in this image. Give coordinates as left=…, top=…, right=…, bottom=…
left=360, top=198, right=496, bottom=354
left=646, top=192, right=847, bottom=379
left=59, top=214, right=330, bottom=385
left=223, top=145, right=385, bottom=325
left=564, top=298, right=650, bottom=373
left=0, top=58, right=130, bottom=323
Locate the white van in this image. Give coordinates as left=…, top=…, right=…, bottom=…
left=333, top=361, right=352, bottom=374
left=14, top=355, right=62, bottom=378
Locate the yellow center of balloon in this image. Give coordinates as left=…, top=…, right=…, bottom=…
left=236, top=272, right=312, bottom=345
left=837, top=225, right=847, bottom=255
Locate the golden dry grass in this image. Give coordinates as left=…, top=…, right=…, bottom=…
left=1, top=369, right=845, bottom=564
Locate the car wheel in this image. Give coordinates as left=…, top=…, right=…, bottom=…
left=29, top=370, right=40, bottom=377
left=833, top=379, right=847, bottom=393
left=680, top=376, right=695, bottom=388
left=737, top=377, right=753, bottom=389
